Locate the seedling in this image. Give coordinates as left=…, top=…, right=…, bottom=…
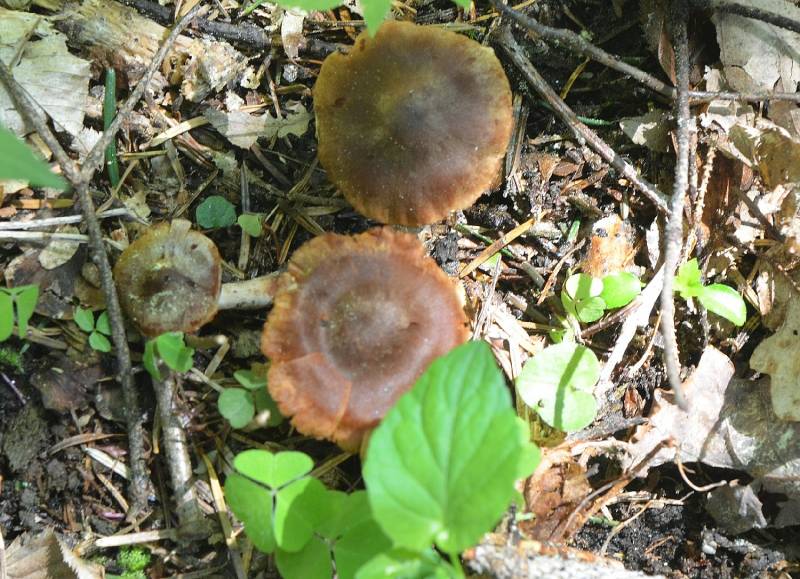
left=218, top=367, right=282, bottom=429
left=516, top=341, right=601, bottom=432
left=195, top=195, right=236, bottom=229
left=74, top=307, right=113, bottom=352
left=0, top=285, right=39, bottom=342
left=143, top=332, right=194, bottom=380
left=560, top=271, right=641, bottom=324
left=237, top=213, right=263, bottom=237
left=226, top=342, right=539, bottom=578
left=673, top=258, right=747, bottom=326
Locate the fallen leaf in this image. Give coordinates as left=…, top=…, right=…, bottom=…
left=6, top=529, right=104, bottom=579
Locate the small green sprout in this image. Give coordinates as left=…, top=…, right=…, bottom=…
left=143, top=332, right=194, bottom=380
left=195, top=195, right=237, bottom=229
left=237, top=213, right=263, bottom=237
left=673, top=258, right=747, bottom=326
left=560, top=271, right=641, bottom=324
left=218, top=367, right=282, bottom=429
left=74, top=307, right=112, bottom=353
left=0, top=285, right=40, bottom=342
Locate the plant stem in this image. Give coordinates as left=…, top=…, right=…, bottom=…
left=104, top=68, right=120, bottom=188
left=448, top=551, right=466, bottom=578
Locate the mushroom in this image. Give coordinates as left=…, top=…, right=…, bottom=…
left=114, top=220, right=278, bottom=337
left=261, top=227, right=470, bottom=451
left=313, top=21, right=514, bottom=226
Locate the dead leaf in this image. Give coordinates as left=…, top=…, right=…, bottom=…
left=582, top=214, right=635, bottom=278
left=705, top=483, right=768, bottom=534
left=30, top=354, right=101, bottom=413
left=6, top=529, right=104, bottom=579
left=38, top=225, right=81, bottom=270
left=205, top=104, right=311, bottom=149
left=620, top=110, right=670, bottom=152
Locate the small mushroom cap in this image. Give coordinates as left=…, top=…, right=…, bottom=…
left=114, top=220, right=221, bottom=337
left=314, top=21, right=513, bottom=226
left=261, top=228, right=469, bottom=450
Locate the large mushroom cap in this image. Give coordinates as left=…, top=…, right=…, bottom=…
left=114, top=220, right=221, bottom=337
left=261, top=228, right=469, bottom=450
left=314, top=21, right=514, bottom=226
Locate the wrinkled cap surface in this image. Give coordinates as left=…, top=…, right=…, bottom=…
left=261, top=228, right=469, bottom=450
left=314, top=21, right=514, bottom=226
left=114, top=220, right=221, bottom=337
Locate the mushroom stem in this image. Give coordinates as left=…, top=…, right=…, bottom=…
left=218, top=272, right=280, bottom=310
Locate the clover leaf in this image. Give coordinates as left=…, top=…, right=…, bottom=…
left=600, top=271, right=641, bottom=309
left=516, top=342, right=599, bottom=432
left=363, top=341, right=540, bottom=555
left=195, top=195, right=236, bottom=229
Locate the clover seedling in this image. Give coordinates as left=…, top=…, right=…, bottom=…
left=0, top=285, right=40, bottom=342
left=363, top=341, right=540, bottom=558
left=143, top=332, right=194, bottom=380
left=673, top=258, right=746, bottom=326
left=561, top=272, right=641, bottom=324
left=195, top=195, right=236, bottom=229
left=516, top=342, right=600, bottom=432
left=237, top=213, right=263, bottom=237
left=218, top=368, right=282, bottom=429
left=74, top=307, right=112, bottom=352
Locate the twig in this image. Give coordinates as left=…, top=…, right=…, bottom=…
left=675, top=453, right=733, bottom=492
left=0, top=522, right=6, bottom=579
left=493, top=26, right=670, bottom=214
left=489, top=0, right=674, bottom=98
left=687, top=90, right=800, bottom=103
left=691, top=0, right=800, bottom=35
left=0, top=207, right=133, bottom=230
left=659, top=0, right=692, bottom=411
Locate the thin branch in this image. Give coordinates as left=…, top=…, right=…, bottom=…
left=692, top=0, right=800, bottom=35
left=493, top=25, right=670, bottom=214
left=489, top=0, right=675, bottom=98
left=660, top=0, right=692, bottom=411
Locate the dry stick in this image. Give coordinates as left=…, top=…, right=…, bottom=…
left=691, top=0, right=800, bottom=35
left=493, top=26, right=670, bottom=214
left=660, top=0, right=692, bottom=411
left=0, top=5, right=202, bottom=519
left=0, top=523, right=6, bottom=579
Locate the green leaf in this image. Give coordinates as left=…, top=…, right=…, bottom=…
left=95, top=311, right=111, bottom=335
left=0, top=126, right=68, bottom=190
left=12, top=285, right=38, bottom=337
left=334, top=517, right=393, bottom=579
left=74, top=306, right=96, bottom=333
left=237, top=214, right=263, bottom=238
left=674, top=258, right=703, bottom=298
left=362, top=0, right=393, bottom=34
left=363, top=341, right=540, bottom=554
left=698, top=284, right=747, bottom=326
left=516, top=342, right=599, bottom=432
left=155, top=332, right=194, bottom=373
left=575, top=296, right=606, bottom=323
left=600, top=272, right=641, bottom=309
left=195, top=195, right=236, bottom=229
left=451, top=0, right=471, bottom=8
left=218, top=388, right=255, bottom=429
left=143, top=339, right=161, bottom=380
left=225, top=450, right=322, bottom=555
left=253, top=389, right=284, bottom=426
left=276, top=536, right=333, bottom=579
left=0, top=293, right=13, bottom=342
left=89, top=331, right=112, bottom=352
left=356, top=549, right=456, bottom=579
left=234, top=369, right=267, bottom=390
left=232, top=449, right=313, bottom=488
left=224, top=471, right=277, bottom=553
left=565, top=273, right=603, bottom=301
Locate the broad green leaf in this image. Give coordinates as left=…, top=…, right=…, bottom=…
left=0, top=293, right=13, bottom=342
left=356, top=549, right=456, bottom=579
left=89, top=331, right=112, bottom=352
left=13, top=285, right=38, bottom=336
left=451, top=0, right=471, bottom=8
left=218, top=388, right=255, bottom=428
left=363, top=341, right=540, bottom=554
left=575, top=296, right=606, bottom=323
left=674, top=258, right=703, bottom=298
left=143, top=339, right=161, bottom=380
left=237, top=214, right=263, bottom=237
left=334, top=517, right=392, bottom=579
left=362, top=0, right=393, bottom=34
left=565, top=273, right=603, bottom=301
left=224, top=472, right=277, bottom=553
left=0, top=126, right=67, bottom=190
left=698, top=284, right=747, bottom=326
left=232, top=449, right=313, bottom=488
left=276, top=536, right=333, bottom=579
left=253, top=389, right=284, bottom=426
left=156, top=332, right=194, bottom=373
left=73, top=306, right=96, bottom=333
left=600, top=272, right=641, bottom=309
left=195, top=195, right=236, bottom=229
left=234, top=368, right=267, bottom=390
left=517, top=342, right=599, bottom=432
left=274, top=477, right=328, bottom=551
left=95, top=311, right=111, bottom=335
left=561, top=291, right=578, bottom=319
left=314, top=489, right=352, bottom=540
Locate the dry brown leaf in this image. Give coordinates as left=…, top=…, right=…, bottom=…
left=6, top=529, right=103, bottom=579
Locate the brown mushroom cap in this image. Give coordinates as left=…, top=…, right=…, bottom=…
left=261, top=228, right=469, bottom=450
left=114, top=220, right=221, bottom=337
left=314, top=21, right=514, bottom=226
